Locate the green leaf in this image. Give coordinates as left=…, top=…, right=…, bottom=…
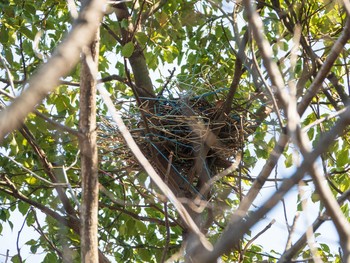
left=119, top=224, right=126, bottom=235
left=18, top=202, right=30, bottom=216
left=25, top=176, right=38, bottom=185
left=121, top=42, right=134, bottom=58
left=135, top=32, right=148, bottom=46
left=20, top=26, right=35, bottom=40
left=9, top=135, right=19, bottom=155
left=26, top=212, right=35, bottom=226
left=0, top=26, right=10, bottom=43
left=284, top=153, right=293, bottom=168
left=11, top=255, right=21, bottom=263
left=138, top=248, right=152, bottom=261
left=25, top=239, right=37, bottom=246
left=136, top=221, right=147, bottom=233
left=43, top=253, right=58, bottom=262
left=65, top=115, right=75, bottom=127
left=120, top=18, right=129, bottom=29
left=163, top=49, right=173, bottom=63
left=311, top=192, right=321, bottom=203
left=0, top=209, right=8, bottom=221
left=336, top=149, right=349, bottom=167
left=7, top=220, right=13, bottom=231
left=30, top=244, right=39, bottom=254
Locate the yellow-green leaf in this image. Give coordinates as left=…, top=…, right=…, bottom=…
left=121, top=42, right=134, bottom=58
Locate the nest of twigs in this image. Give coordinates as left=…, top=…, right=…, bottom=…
left=98, top=94, right=249, bottom=193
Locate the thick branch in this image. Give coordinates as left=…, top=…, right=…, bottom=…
left=79, top=28, right=100, bottom=263
left=112, top=3, right=155, bottom=99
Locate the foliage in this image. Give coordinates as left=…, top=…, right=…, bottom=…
left=1, top=0, right=350, bottom=262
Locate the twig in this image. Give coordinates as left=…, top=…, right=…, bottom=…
left=0, top=74, right=129, bottom=87
left=298, top=181, right=322, bottom=263
left=0, top=174, right=79, bottom=232
left=101, top=23, right=123, bottom=44
left=5, top=249, right=9, bottom=263
left=0, top=153, right=68, bottom=186
left=297, top=18, right=350, bottom=116
left=0, top=175, right=111, bottom=263
left=34, top=110, right=80, bottom=136
left=0, top=87, right=15, bottom=99
left=130, top=0, right=146, bottom=40
left=19, top=125, right=78, bottom=217
left=251, top=42, right=284, bottom=130
left=246, top=0, right=350, bottom=259
left=100, top=202, right=178, bottom=227
left=161, top=152, right=173, bottom=263
left=280, top=188, right=350, bottom=261
left=197, top=42, right=350, bottom=263
left=18, top=33, right=27, bottom=81
left=240, top=219, right=276, bottom=259
left=61, top=165, right=80, bottom=207
left=275, top=146, right=290, bottom=241
left=0, top=86, right=80, bottom=136
left=32, top=208, right=63, bottom=258
left=284, top=212, right=300, bottom=251
left=16, top=209, right=32, bottom=263
left=197, top=152, right=241, bottom=199
left=302, top=107, right=347, bottom=132
left=141, top=0, right=168, bottom=22
left=0, top=53, right=16, bottom=95
left=157, top=68, right=176, bottom=97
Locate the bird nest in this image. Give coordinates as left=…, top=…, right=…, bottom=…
left=98, top=94, right=249, bottom=193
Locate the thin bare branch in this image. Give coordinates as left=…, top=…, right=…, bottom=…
left=240, top=219, right=276, bottom=260
left=298, top=182, right=322, bottom=263
left=0, top=153, right=68, bottom=187
left=284, top=212, right=300, bottom=251
left=32, top=208, right=63, bottom=258
left=297, top=18, right=350, bottom=115
left=302, top=107, right=347, bottom=132
left=279, top=189, right=350, bottom=262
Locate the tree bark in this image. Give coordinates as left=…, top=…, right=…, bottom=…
left=79, top=27, right=100, bottom=263
left=112, top=3, right=155, bottom=100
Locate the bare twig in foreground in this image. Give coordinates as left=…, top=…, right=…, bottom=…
left=197, top=104, right=350, bottom=262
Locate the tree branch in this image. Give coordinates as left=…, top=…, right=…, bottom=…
left=19, top=126, right=78, bottom=218
left=79, top=27, right=100, bottom=263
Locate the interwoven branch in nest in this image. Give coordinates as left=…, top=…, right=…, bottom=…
left=98, top=95, right=251, bottom=193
